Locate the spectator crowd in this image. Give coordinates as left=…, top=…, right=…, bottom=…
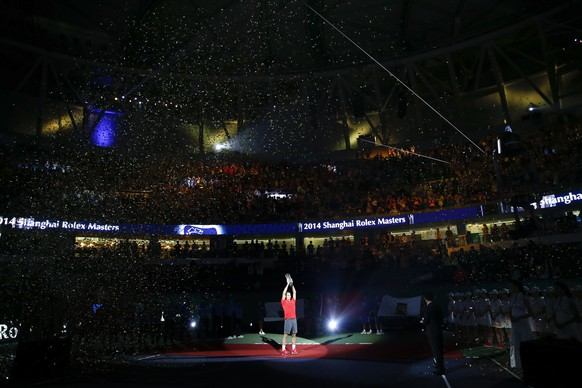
left=1, top=116, right=580, bottom=226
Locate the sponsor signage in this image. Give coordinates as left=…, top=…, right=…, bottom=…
left=0, top=323, right=18, bottom=341
left=1, top=206, right=482, bottom=236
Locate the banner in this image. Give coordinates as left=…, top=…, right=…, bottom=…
left=377, top=295, right=422, bottom=317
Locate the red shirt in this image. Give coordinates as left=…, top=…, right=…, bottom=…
left=281, top=298, right=296, bottom=319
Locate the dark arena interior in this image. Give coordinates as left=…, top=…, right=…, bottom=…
left=1, top=1, right=582, bottom=387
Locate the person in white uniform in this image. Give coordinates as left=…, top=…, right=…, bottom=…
left=552, top=281, right=581, bottom=341
left=507, top=279, right=534, bottom=369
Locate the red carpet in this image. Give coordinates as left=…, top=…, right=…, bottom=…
left=162, top=343, right=464, bottom=361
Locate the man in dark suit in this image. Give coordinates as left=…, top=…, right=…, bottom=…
left=421, top=291, right=445, bottom=375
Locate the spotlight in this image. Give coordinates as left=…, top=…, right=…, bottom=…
left=522, top=102, right=542, bottom=122
left=527, top=102, right=539, bottom=112
left=327, top=319, right=339, bottom=332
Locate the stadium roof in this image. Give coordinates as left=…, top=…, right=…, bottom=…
left=0, top=1, right=580, bottom=157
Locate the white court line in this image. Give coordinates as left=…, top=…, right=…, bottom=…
left=488, top=357, right=523, bottom=381
left=437, top=355, right=523, bottom=388
left=441, top=374, right=452, bottom=388
left=135, top=354, right=161, bottom=361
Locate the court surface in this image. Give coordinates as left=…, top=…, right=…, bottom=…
left=11, top=330, right=533, bottom=388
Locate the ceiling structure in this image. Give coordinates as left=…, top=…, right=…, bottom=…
left=0, top=0, right=581, bottom=159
